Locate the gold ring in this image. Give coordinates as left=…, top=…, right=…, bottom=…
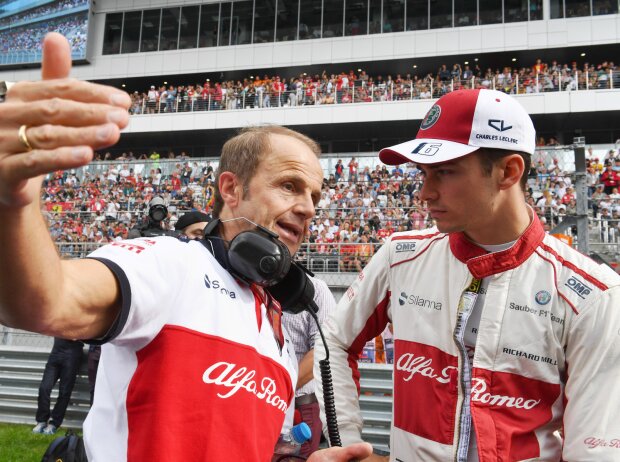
left=18, top=124, right=33, bottom=151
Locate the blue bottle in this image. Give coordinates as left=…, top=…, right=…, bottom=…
left=272, top=422, right=312, bottom=460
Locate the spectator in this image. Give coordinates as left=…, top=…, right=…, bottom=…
left=334, top=159, right=344, bottom=181
left=600, top=163, right=620, bottom=194
left=175, top=210, right=211, bottom=239
left=32, top=338, right=84, bottom=435
left=348, top=157, right=359, bottom=182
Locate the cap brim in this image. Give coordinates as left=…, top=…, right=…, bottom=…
left=379, top=139, right=478, bottom=165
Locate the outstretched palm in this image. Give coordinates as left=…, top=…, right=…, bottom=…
left=0, top=33, right=130, bottom=208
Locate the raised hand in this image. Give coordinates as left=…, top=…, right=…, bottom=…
left=0, top=32, right=131, bottom=208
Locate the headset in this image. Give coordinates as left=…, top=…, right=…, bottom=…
left=202, top=217, right=341, bottom=446
left=202, top=218, right=293, bottom=288
left=202, top=218, right=318, bottom=313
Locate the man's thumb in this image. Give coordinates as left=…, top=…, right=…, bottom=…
left=41, top=33, right=72, bottom=80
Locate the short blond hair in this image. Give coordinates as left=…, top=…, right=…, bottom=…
left=212, top=126, right=321, bottom=217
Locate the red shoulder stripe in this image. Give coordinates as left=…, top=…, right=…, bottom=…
left=390, top=234, right=448, bottom=269
left=539, top=243, right=608, bottom=291
left=391, top=231, right=442, bottom=241
left=535, top=249, right=579, bottom=315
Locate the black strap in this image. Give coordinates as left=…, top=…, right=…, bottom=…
left=42, top=436, right=66, bottom=459
left=65, top=432, right=79, bottom=462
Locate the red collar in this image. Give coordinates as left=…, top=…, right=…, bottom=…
left=448, top=214, right=545, bottom=279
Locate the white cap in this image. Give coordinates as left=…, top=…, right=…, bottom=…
left=379, top=89, right=536, bottom=165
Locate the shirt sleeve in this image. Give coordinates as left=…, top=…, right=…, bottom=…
left=309, top=277, right=337, bottom=351
left=86, top=237, right=189, bottom=349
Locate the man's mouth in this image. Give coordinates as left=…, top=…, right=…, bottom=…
left=276, top=222, right=302, bottom=243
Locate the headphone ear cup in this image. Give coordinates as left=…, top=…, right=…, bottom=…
left=203, top=218, right=221, bottom=238
left=228, top=230, right=291, bottom=286
left=268, top=263, right=314, bottom=314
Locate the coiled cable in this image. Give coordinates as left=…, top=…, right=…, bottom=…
left=308, top=308, right=342, bottom=447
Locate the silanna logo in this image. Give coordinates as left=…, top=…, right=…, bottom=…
left=395, top=242, right=416, bottom=253
left=204, top=273, right=236, bottom=299
left=398, top=292, right=442, bottom=310
left=565, top=276, right=592, bottom=299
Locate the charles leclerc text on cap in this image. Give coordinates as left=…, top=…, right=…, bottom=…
left=379, top=89, right=536, bottom=166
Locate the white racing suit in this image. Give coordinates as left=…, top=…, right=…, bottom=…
left=315, top=216, right=620, bottom=461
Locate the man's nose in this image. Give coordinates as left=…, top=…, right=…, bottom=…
left=419, top=178, right=437, bottom=202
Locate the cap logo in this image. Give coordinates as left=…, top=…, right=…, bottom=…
left=420, top=105, right=441, bottom=130
left=411, top=142, right=441, bottom=157
left=488, top=119, right=513, bottom=132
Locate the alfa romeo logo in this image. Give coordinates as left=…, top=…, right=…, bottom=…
left=420, top=105, right=441, bottom=130
left=535, top=290, right=551, bottom=305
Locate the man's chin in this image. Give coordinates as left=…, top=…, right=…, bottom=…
left=434, top=221, right=460, bottom=234
left=288, top=244, right=302, bottom=256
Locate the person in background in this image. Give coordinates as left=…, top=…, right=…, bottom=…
left=33, top=338, right=84, bottom=435
left=87, top=345, right=100, bottom=406
left=282, top=276, right=335, bottom=458
left=175, top=210, right=211, bottom=239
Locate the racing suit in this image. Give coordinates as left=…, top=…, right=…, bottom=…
left=316, top=215, right=620, bottom=461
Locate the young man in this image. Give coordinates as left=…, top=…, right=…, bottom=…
left=0, top=33, right=370, bottom=462
left=315, top=89, right=620, bottom=461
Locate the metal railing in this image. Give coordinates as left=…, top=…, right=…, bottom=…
left=130, top=71, right=620, bottom=115
left=0, top=345, right=91, bottom=429
left=52, top=231, right=619, bottom=270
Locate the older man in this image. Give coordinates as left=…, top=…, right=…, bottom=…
left=0, top=33, right=370, bottom=462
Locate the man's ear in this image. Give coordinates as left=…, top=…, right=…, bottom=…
left=218, top=172, right=242, bottom=208
left=498, top=154, right=525, bottom=190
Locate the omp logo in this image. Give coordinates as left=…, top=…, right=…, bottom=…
left=488, top=119, right=513, bottom=132
left=204, top=273, right=236, bottom=299
left=565, top=276, right=592, bottom=299
left=395, top=242, right=417, bottom=253
left=398, top=292, right=442, bottom=310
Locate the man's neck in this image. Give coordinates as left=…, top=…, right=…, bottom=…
left=464, top=199, right=533, bottom=246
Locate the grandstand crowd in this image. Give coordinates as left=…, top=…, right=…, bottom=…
left=130, top=59, right=619, bottom=114
left=0, top=0, right=88, bottom=28
left=0, top=8, right=88, bottom=56
left=43, top=147, right=620, bottom=271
